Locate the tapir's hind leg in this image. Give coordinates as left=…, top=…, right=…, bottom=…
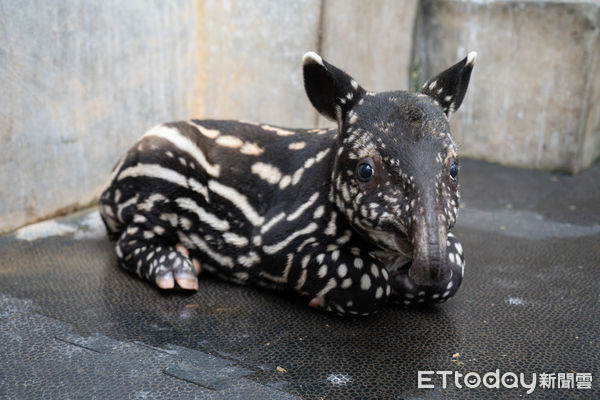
left=115, top=228, right=201, bottom=290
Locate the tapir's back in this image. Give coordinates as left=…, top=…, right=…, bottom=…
left=99, top=119, right=337, bottom=265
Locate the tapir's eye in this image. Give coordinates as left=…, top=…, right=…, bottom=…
left=357, top=162, right=374, bottom=182
left=449, top=163, right=458, bottom=180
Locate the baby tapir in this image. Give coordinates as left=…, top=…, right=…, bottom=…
left=99, top=51, right=476, bottom=316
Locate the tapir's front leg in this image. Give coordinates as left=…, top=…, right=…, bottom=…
left=258, top=245, right=392, bottom=316
left=115, top=223, right=201, bottom=290
left=389, top=232, right=465, bottom=306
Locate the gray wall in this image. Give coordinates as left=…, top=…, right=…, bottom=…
left=412, top=0, right=600, bottom=173
left=1, top=0, right=599, bottom=233
left=193, top=0, right=321, bottom=127
left=1, top=0, right=200, bottom=232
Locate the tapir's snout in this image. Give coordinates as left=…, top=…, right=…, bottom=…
left=408, top=213, right=452, bottom=286
left=409, top=251, right=452, bottom=286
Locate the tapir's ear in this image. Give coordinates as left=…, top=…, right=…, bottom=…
left=303, top=51, right=365, bottom=123
left=419, top=51, right=477, bottom=116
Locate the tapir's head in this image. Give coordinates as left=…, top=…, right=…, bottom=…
left=303, top=51, right=475, bottom=288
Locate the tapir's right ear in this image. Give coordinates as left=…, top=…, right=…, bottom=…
left=303, top=52, right=365, bottom=124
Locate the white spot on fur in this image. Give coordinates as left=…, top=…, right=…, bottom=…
left=133, top=214, right=147, bottom=223
left=315, top=148, right=330, bottom=163
left=238, top=251, right=260, bottom=268
left=331, top=250, right=340, bottom=261
left=313, top=205, right=325, bottom=219
left=455, top=241, right=463, bottom=254
left=449, top=252, right=456, bottom=264
left=189, top=121, right=220, bottom=139
left=179, top=217, right=192, bottom=231
left=222, top=232, right=249, bottom=247
left=318, top=265, right=328, bottom=278
left=291, top=168, right=305, bottom=185
left=215, top=135, right=244, bottom=148
left=251, top=162, right=282, bottom=185
left=295, top=269, right=308, bottom=291
left=160, top=213, right=178, bottom=227
left=370, top=263, right=379, bottom=277
left=325, top=212, right=337, bottom=236
left=240, top=142, right=264, bottom=156
left=288, top=142, right=306, bottom=150
left=360, top=274, right=371, bottom=290
left=279, top=175, right=292, bottom=189
left=261, top=124, right=295, bottom=136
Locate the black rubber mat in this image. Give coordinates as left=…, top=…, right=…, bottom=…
left=1, top=159, right=599, bottom=399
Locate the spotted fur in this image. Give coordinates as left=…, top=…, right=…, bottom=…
left=99, top=51, right=476, bottom=316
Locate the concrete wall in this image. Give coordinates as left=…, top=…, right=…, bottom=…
left=412, top=0, right=600, bottom=173
left=317, top=0, right=419, bottom=128
left=193, top=0, right=321, bottom=128
left=0, top=0, right=200, bottom=233
left=1, top=0, right=599, bottom=233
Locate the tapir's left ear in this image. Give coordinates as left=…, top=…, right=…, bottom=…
left=303, top=52, right=365, bottom=124
left=419, top=51, right=477, bottom=116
